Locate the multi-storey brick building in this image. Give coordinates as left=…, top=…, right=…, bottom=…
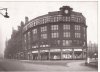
left=4, top=21, right=24, bottom=59
left=5, top=6, right=87, bottom=60
left=22, top=6, right=87, bottom=60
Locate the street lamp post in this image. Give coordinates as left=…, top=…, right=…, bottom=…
left=0, top=8, right=9, bottom=18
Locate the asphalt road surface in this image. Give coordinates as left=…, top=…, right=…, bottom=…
left=0, top=59, right=98, bottom=71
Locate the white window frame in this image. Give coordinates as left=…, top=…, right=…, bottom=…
left=51, top=32, right=59, bottom=38
left=51, top=25, right=58, bottom=30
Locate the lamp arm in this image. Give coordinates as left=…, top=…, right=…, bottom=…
left=0, top=8, right=7, bottom=10
left=0, top=8, right=9, bottom=18
left=0, top=8, right=7, bottom=16
left=0, top=12, right=4, bottom=16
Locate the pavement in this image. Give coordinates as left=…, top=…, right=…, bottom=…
left=0, top=59, right=98, bottom=72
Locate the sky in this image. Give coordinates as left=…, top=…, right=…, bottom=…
left=0, top=1, right=98, bottom=56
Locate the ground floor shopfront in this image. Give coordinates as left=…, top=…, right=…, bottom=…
left=17, top=47, right=86, bottom=60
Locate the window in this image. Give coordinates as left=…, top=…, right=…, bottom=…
left=83, top=42, right=86, bottom=46
left=64, top=32, right=70, bottom=37
left=33, top=21, right=37, bottom=26
left=51, top=25, right=58, bottom=30
left=36, top=20, right=39, bottom=25
left=32, top=44, right=38, bottom=48
left=58, top=15, right=62, bottom=21
left=54, top=16, right=57, bottom=22
left=62, top=16, right=66, bottom=21
left=63, top=24, right=70, bottom=30
left=56, top=15, right=62, bottom=22
left=84, top=34, right=86, bottom=39
left=41, top=26, right=47, bottom=32
left=83, top=27, right=86, bottom=32
left=43, top=18, right=46, bottom=24
left=28, top=32, right=30, bottom=40
left=50, top=16, right=54, bottom=22
left=73, top=40, right=82, bottom=45
left=65, top=17, right=68, bottom=21
left=32, top=29, right=37, bottom=34
left=24, top=34, right=26, bottom=43
left=66, top=17, right=70, bottom=21
left=57, top=16, right=59, bottom=22
left=51, top=32, right=59, bottom=38
left=76, top=17, right=79, bottom=22
left=33, top=29, right=37, bottom=41
left=63, top=40, right=72, bottom=46
left=71, top=14, right=76, bottom=22
left=57, top=40, right=60, bottom=45
left=39, top=18, right=42, bottom=24
left=75, top=25, right=80, bottom=30
left=40, top=41, right=49, bottom=47
left=75, top=33, right=81, bottom=38
left=28, top=32, right=31, bottom=49
left=24, top=34, right=27, bottom=50
left=40, top=45, right=49, bottom=47
left=78, top=17, right=81, bottom=22
left=46, top=16, right=49, bottom=23
left=41, top=34, right=47, bottom=39
left=83, top=27, right=86, bottom=38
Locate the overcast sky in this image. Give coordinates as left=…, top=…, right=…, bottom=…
left=0, top=1, right=97, bottom=55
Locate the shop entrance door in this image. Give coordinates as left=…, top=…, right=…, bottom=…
left=40, top=52, right=48, bottom=60
left=50, top=52, right=61, bottom=60
left=74, top=51, right=82, bottom=59
left=32, top=53, right=38, bottom=60
left=62, top=53, right=72, bottom=59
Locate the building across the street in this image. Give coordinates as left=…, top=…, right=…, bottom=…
left=87, top=41, right=98, bottom=58
left=5, top=6, right=87, bottom=60
left=4, top=22, right=24, bottom=59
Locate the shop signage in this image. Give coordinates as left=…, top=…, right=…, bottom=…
left=32, top=51, right=38, bottom=53
left=62, top=49, right=72, bottom=51
left=50, top=49, right=61, bottom=52
left=40, top=50, right=49, bottom=52
left=74, top=49, right=82, bottom=51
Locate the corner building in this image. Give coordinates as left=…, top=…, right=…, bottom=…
left=23, top=6, right=87, bottom=60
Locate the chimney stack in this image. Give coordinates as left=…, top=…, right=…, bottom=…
left=21, top=21, right=24, bottom=27
left=25, top=16, right=29, bottom=24
left=18, top=26, right=21, bottom=31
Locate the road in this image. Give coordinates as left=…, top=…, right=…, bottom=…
left=0, top=59, right=98, bottom=71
